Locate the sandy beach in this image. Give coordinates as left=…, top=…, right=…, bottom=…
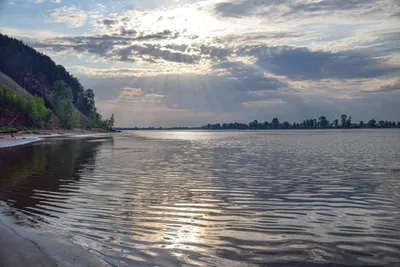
left=0, top=129, right=110, bottom=148
left=0, top=207, right=110, bottom=267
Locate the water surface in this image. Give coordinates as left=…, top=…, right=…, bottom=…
left=1, top=130, right=400, bottom=266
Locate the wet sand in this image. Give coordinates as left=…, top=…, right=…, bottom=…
left=0, top=210, right=110, bottom=267
left=0, top=129, right=109, bottom=148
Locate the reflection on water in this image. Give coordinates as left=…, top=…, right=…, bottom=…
left=1, top=130, right=400, bottom=266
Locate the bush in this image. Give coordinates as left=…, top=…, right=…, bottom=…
left=0, top=85, right=52, bottom=127
left=0, top=126, right=18, bottom=133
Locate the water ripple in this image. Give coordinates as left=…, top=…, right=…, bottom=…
left=1, top=130, right=400, bottom=266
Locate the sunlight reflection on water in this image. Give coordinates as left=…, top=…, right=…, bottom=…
left=1, top=130, right=400, bottom=266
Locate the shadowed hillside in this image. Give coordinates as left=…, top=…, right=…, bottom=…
left=0, top=34, right=113, bottom=130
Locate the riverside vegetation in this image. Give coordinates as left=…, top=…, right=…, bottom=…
left=121, top=115, right=400, bottom=131
left=0, top=33, right=114, bottom=131
left=201, top=115, right=400, bottom=130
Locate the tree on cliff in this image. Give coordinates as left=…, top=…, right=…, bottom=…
left=52, top=81, right=79, bottom=129
left=0, top=33, right=114, bottom=130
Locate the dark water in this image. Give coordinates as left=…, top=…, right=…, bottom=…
left=1, top=130, right=400, bottom=267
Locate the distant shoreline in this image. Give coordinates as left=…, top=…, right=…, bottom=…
left=116, top=116, right=400, bottom=131
left=116, top=127, right=400, bottom=131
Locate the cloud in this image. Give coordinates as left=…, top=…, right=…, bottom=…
left=115, top=44, right=200, bottom=64
left=32, top=28, right=399, bottom=85
left=49, top=6, right=87, bottom=27
left=215, top=31, right=307, bottom=45
left=213, top=61, right=288, bottom=91
left=101, top=19, right=117, bottom=27
left=116, top=87, right=165, bottom=104
left=80, top=71, right=400, bottom=126
left=214, top=0, right=398, bottom=21
left=32, top=30, right=185, bottom=62
left=76, top=66, right=289, bottom=116
left=196, top=45, right=233, bottom=60
left=362, top=81, right=400, bottom=93
left=237, top=45, right=399, bottom=80
left=119, top=28, right=138, bottom=36
left=135, top=30, right=180, bottom=41
left=36, top=0, right=61, bottom=3
left=242, top=99, right=286, bottom=108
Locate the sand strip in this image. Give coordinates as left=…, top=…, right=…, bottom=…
left=0, top=207, right=111, bottom=267
left=0, top=130, right=111, bottom=148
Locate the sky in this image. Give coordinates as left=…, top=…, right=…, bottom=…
left=0, top=0, right=399, bottom=127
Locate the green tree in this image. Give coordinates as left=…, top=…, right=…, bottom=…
left=106, top=113, right=115, bottom=130
left=341, top=114, right=347, bottom=128
left=346, top=117, right=352, bottom=128
left=319, top=116, right=329, bottom=128
left=333, top=119, right=339, bottom=128
left=368, top=119, right=376, bottom=128
left=52, top=81, right=79, bottom=129
left=282, top=121, right=290, bottom=129
left=272, top=118, right=280, bottom=128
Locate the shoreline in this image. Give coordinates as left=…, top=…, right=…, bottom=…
left=0, top=129, right=111, bottom=148
left=0, top=206, right=110, bottom=267
left=0, top=134, right=114, bottom=266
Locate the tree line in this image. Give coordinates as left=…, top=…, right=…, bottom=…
left=202, top=115, right=400, bottom=130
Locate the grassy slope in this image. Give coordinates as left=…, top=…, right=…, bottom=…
left=0, top=71, right=32, bottom=99
left=0, top=71, right=89, bottom=128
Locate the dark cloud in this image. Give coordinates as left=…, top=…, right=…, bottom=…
left=32, top=30, right=182, bottom=62
left=213, top=61, right=287, bottom=91
left=102, top=19, right=117, bottom=26
left=31, top=22, right=398, bottom=80
left=115, top=44, right=200, bottom=64
left=237, top=45, right=399, bottom=80
left=33, top=35, right=132, bottom=57
left=215, top=0, right=395, bottom=19
left=120, top=27, right=137, bottom=36
left=362, top=81, right=400, bottom=93
left=136, top=30, right=179, bottom=41
left=212, top=31, right=306, bottom=46
left=369, top=31, right=400, bottom=55
left=228, top=31, right=304, bottom=41
left=197, top=45, right=233, bottom=60
left=115, top=46, right=136, bottom=62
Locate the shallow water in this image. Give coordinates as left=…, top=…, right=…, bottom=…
left=1, top=130, right=400, bottom=266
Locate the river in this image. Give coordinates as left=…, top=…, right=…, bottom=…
left=1, top=130, right=400, bottom=266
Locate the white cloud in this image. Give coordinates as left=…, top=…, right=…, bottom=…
left=0, top=26, right=67, bottom=41
left=242, top=99, right=286, bottom=108
left=49, top=6, right=87, bottom=27
left=36, top=0, right=61, bottom=3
